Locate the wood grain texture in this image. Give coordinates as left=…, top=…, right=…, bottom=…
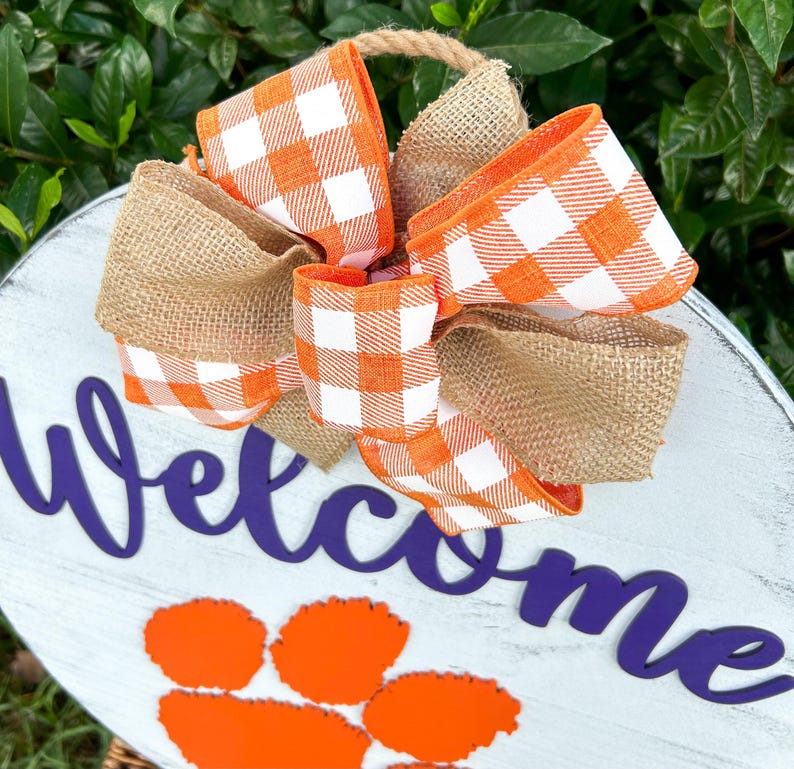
left=0, top=188, right=791, bottom=769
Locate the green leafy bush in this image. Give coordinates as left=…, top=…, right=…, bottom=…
left=0, top=0, right=792, bottom=395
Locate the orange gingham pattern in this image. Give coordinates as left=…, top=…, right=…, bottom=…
left=116, top=339, right=302, bottom=430
left=357, top=398, right=582, bottom=535
left=292, top=264, right=441, bottom=441
left=406, top=104, right=698, bottom=319
left=196, top=42, right=393, bottom=269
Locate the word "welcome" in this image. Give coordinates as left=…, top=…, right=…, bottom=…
left=0, top=376, right=791, bottom=706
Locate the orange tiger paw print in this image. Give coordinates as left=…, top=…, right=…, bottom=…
left=144, top=597, right=520, bottom=768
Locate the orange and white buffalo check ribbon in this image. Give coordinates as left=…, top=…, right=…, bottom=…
left=357, top=399, right=583, bottom=533
left=110, top=39, right=697, bottom=535
left=117, top=343, right=301, bottom=431
left=407, top=105, right=694, bottom=319
left=292, top=264, right=441, bottom=442
left=196, top=41, right=393, bottom=269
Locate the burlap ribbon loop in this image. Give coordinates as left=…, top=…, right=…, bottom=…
left=435, top=306, right=689, bottom=484
left=97, top=161, right=320, bottom=363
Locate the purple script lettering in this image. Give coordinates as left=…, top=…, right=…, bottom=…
left=0, top=376, right=791, bottom=705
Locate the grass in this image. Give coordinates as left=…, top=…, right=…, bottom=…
left=0, top=610, right=110, bottom=769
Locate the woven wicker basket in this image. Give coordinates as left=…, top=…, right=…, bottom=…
left=102, top=737, right=159, bottom=769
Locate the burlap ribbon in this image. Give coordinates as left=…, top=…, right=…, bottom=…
left=96, top=30, right=694, bottom=534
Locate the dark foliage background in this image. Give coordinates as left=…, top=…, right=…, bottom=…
left=0, top=0, right=792, bottom=761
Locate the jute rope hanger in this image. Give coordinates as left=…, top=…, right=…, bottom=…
left=352, top=28, right=491, bottom=73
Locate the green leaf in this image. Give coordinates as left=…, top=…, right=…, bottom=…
left=538, top=54, right=608, bottom=117
left=729, top=311, right=754, bottom=342
left=53, top=60, right=94, bottom=119
left=658, top=102, right=690, bottom=204
left=727, top=42, right=775, bottom=138
left=402, top=0, right=437, bottom=27
left=114, top=146, right=152, bottom=180
left=241, top=63, right=286, bottom=90
left=701, top=194, right=783, bottom=229
left=230, top=0, right=293, bottom=27
left=65, top=118, right=115, bottom=148
left=661, top=76, right=745, bottom=159
left=321, top=5, right=412, bottom=39
left=209, top=36, right=238, bottom=82
left=431, top=2, right=463, bottom=27
left=326, top=0, right=366, bottom=19
left=151, top=63, right=219, bottom=118
left=723, top=124, right=775, bottom=202
left=774, top=167, right=794, bottom=213
left=51, top=90, right=94, bottom=120
left=250, top=17, right=321, bottom=58
left=466, top=11, right=612, bottom=75
left=783, top=248, right=794, bottom=284
left=0, top=233, right=19, bottom=264
left=92, top=50, right=125, bottom=143
left=60, top=11, right=121, bottom=43
left=150, top=120, right=194, bottom=161
left=56, top=64, right=92, bottom=103
left=117, top=101, right=136, bottom=146
left=776, top=139, right=794, bottom=172
left=687, top=20, right=729, bottom=72
left=0, top=204, right=28, bottom=246
left=5, top=11, right=35, bottom=53
left=397, top=81, right=419, bottom=128
left=699, top=0, right=732, bottom=28
left=592, top=0, right=636, bottom=37
left=26, top=41, right=59, bottom=74
left=298, top=0, right=323, bottom=26
left=117, top=35, right=154, bottom=113
left=461, top=0, right=501, bottom=32
left=20, top=85, right=70, bottom=159
left=412, top=59, right=463, bottom=113
left=32, top=168, right=65, bottom=239
left=6, top=163, right=49, bottom=233
left=60, top=163, right=109, bottom=212
left=656, top=15, right=726, bottom=75
left=624, top=144, right=645, bottom=177
left=669, top=209, right=707, bottom=252
left=732, top=0, right=794, bottom=73
left=780, top=27, right=794, bottom=59
left=175, top=13, right=223, bottom=50
left=133, top=0, right=185, bottom=36
left=762, top=315, right=794, bottom=369
left=0, top=25, right=29, bottom=146
left=39, top=0, right=75, bottom=28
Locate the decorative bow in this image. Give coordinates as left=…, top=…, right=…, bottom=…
left=97, top=32, right=696, bottom=535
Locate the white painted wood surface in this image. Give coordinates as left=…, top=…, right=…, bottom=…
left=0, top=188, right=792, bottom=769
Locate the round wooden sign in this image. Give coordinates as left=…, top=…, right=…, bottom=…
left=0, top=189, right=793, bottom=769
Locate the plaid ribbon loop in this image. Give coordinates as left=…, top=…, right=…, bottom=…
left=197, top=42, right=393, bottom=270
left=407, top=104, right=697, bottom=320
left=98, top=35, right=697, bottom=535
left=293, top=264, right=441, bottom=441
left=117, top=341, right=301, bottom=431
left=357, top=399, right=583, bottom=534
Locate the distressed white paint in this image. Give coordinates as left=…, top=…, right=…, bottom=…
left=0, top=188, right=791, bottom=769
